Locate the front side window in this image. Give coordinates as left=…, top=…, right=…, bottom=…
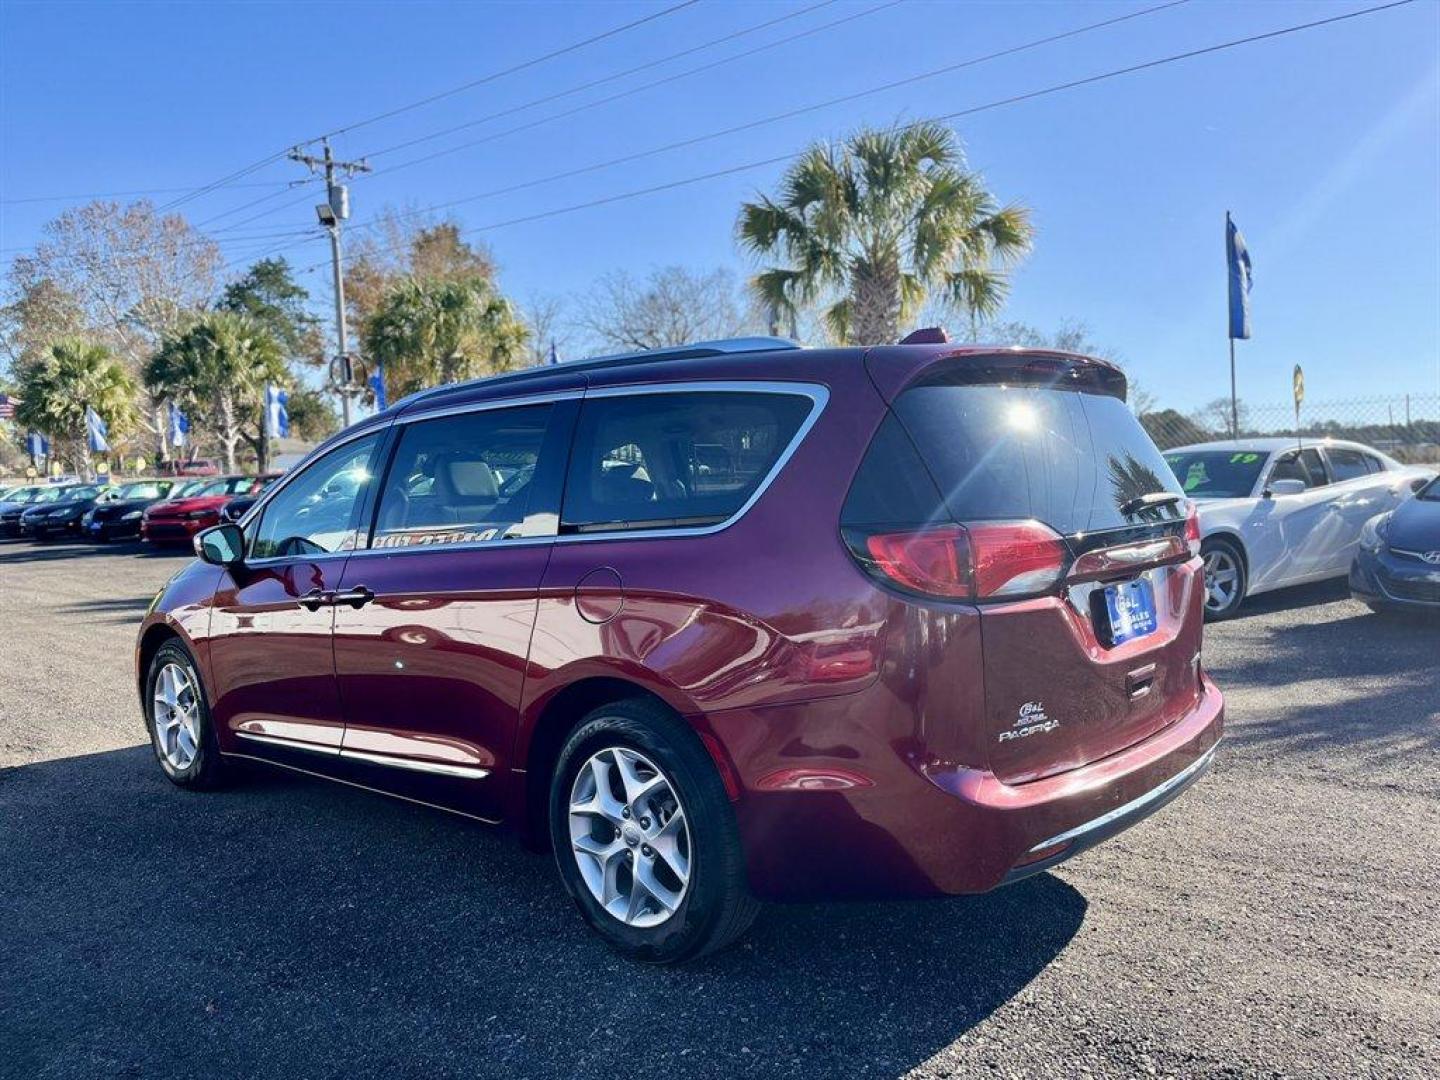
left=250, top=434, right=382, bottom=559
left=372, top=404, right=551, bottom=550
left=561, top=391, right=811, bottom=533
left=1269, top=448, right=1327, bottom=489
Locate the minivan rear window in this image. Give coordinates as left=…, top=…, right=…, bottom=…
left=561, top=391, right=810, bottom=533
left=886, top=385, right=1183, bottom=536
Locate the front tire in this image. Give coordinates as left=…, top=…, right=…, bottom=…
left=1201, top=537, right=1247, bottom=621
left=144, top=640, right=228, bottom=789
left=549, top=698, right=759, bottom=963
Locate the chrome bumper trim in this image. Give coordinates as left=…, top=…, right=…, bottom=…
left=1026, top=742, right=1219, bottom=855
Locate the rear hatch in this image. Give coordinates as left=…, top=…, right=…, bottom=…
left=844, top=352, right=1203, bottom=785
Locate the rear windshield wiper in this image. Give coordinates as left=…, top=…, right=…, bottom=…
left=1119, top=492, right=1183, bottom=517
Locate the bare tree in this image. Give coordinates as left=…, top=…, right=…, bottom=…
left=0, top=277, right=87, bottom=377
left=521, top=292, right=571, bottom=366
left=579, top=266, right=759, bottom=353
left=7, top=200, right=220, bottom=375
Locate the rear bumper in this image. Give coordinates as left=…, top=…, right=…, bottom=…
left=717, top=673, right=1224, bottom=901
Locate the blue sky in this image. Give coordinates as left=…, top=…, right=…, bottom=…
left=2, top=0, right=1437, bottom=412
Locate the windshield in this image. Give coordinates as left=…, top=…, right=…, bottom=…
left=29, top=486, right=75, bottom=504
left=114, top=481, right=168, bottom=500
left=5, top=487, right=44, bottom=504
left=196, top=477, right=253, bottom=497
left=1163, top=450, right=1268, bottom=499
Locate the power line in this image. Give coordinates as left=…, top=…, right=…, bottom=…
left=299, top=0, right=1416, bottom=275
left=339, top=0, right=1188, bottom=238
left=0, top=180, right=294, bottom=207
left=181, top=0, right=877, bottom=243
left=311, top=0, right=704, bottom=143
left=50, top=0, right=702, bottom=220
left=361, top=0, right=843, bottom=162
left=356, top=0, right=906, bottom=182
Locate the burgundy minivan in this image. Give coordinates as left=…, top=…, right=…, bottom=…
left=137, top=337, right=1222, bottom=962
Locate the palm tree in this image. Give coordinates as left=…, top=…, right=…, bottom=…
left=15, top=339, right=137, bottom=476
left=144, top=311, right=286, bottom=472
left=362, top=275, right=528, bottom=401
left=737, top=122, right=1034, bottom=345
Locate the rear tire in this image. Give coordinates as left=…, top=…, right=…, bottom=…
left=1201, top=537, right=1247, bottom=621
left=548, top=698, right=759, bottom=963
left=144, top=639, right=229, bottom=789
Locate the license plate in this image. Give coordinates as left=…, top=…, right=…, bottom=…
left=1103, top=579, right=1157, bottom=645
left=87, top=523, right=101, bottom=533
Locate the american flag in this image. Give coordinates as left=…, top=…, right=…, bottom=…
left=0, top=393, right=17, bottom=419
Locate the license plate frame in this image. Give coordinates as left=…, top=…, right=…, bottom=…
left=1101, top=578, right=1158, bottom=646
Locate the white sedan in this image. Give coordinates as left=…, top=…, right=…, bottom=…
left=1162, top=438, right=1436, bottom=619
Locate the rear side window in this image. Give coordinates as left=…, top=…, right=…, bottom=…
left=1326, top=448, right=1374, bottom=482
left=884, top=385, right=1183, bottom=536
left=373, top=404, right=551, bottom=549
left=561, top=391, right=810, bottom=533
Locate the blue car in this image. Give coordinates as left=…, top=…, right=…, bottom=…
left=1350, top=474, right=1440, bottom=615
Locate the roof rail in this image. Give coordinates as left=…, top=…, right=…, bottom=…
left=579, top=336, right=801, bottom=365
left=389, top=336, right=802, bottom=412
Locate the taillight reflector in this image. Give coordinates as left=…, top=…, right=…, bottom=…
left=857, top=521, right=1067, bottom=602
left=1184, top=500, right=1201, bottom=556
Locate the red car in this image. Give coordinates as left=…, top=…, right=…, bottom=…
left=136, top=337, right=1223, bottom=962
left=140, top=475, right=275, bottom=544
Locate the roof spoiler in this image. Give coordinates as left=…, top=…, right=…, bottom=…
left=865, top=345, right=1128, bottom=403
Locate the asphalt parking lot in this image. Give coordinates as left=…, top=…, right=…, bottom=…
left=1, top=539, right=1436, bottom=1079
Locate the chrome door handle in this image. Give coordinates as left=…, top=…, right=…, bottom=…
left=297, top=588, right=327, bottom=612
left=330, top=586, right=374, bottom=609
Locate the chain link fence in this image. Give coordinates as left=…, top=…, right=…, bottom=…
left=1139, top=394, right=1440, bottom=464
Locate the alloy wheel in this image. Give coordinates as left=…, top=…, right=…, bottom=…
left=568, top=746, right=691, bottom=928
left=152, top=661, right=201, bottom=771
left=1203, top=548, right=1241, bottom=614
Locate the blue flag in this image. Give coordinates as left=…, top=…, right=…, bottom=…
left=168, top=402, right=190, bottom=448
left=369, top=362, right=388, bottom=411
left=1227, top=213, right=1253, bottom=340
left=264, top=384, right=290, bottom=438
left=85, top=407, right=110, bottom=453
left=26, top=431, right=50, bottom=458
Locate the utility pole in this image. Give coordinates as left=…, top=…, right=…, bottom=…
left=289, top=138, right=371, bottom=428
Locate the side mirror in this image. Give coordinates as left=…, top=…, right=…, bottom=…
left=194, top=523, right=244, bottom=565
left=1265, top=478, right=1307, bottom=498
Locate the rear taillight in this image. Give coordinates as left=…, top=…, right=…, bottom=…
left=850, top=520, right=1068, bottom=602
left=1184, top=500, right=1201, bottom=557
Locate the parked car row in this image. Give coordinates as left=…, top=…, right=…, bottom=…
left=0, top=474, right=280, bottom=545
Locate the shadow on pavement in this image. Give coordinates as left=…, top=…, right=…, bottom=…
left=1, top=747, right=1086, bottom=1079
left=1229, top=576, right=1350, bottom=619
left=0, top=538, right=189, bottom=564
left=1210, top=594, right=1440, bottom=759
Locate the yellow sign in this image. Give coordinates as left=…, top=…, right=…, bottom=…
left=25, top=466, right=37, bottom=478
left=1293, top=364, right=1305, bottom=408
left=135, top=456, right=148, bottom=473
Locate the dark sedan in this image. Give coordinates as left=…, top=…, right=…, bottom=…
left=1351, top=475, right=1440, bottom=615
left=18, top=484, right=110, bottom=539
left=81, top=479, right=179, bottom=540
left=0, top=484, right=56, bottom=537
left=1, top=486, right=80, bottom=538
